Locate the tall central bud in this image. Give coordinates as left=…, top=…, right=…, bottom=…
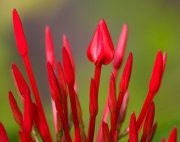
left=87, top=19, right=114, bottom=142
left=87, top=19, right=114, bottom=65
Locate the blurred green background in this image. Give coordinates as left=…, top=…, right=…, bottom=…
left=0, top=0, right=180, bottom=141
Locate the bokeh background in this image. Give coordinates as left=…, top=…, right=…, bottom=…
left=0, top=0, right=180, bottom=141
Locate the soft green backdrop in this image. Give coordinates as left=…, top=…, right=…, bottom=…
left=0, top=0, right=179, bottom=141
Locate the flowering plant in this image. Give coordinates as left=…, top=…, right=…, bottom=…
left=0, top=9, right=177, bottom=142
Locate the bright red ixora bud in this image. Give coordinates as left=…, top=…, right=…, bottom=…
left=129, top=113, right=138, bottom=142
left=62, top=47, right=75, bottom=86
left=47, top=62, right=61, bottom=103
left=149, top=51, right=163, bottom=95
left=113, top=24, right=128, bottom=70
left=119, top=52, right=133, bottom=93
left=0, top=122, right=9, bottom=142
left=45, top=26, right=56, bottom=68
left=87, top=19, right=114, bottom=65
left=168, top=128, right=177, bottom=142
left=63, top=34, right=75, bottom=70
left=12, top=9, right=28, bottom=57
left=9, top=91, right=23, bottom=126
left=12, top=64, right=30, bottom=98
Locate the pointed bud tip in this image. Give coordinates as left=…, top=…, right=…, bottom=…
left=149, top=50, right=163, bottom=95
left=119, top=52, right=133, bottom=93
left=12, top=9, right=28, bottom=57
left=113, top=24, right=128, bottom=70
left=62, top=47, right=75, bottom=86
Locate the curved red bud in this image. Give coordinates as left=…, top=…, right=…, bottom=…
left=149, top=51, right=163, bottom=95
left=129, top=113, right=138, bottom=142
left=62, top=47, right=75, bottom=86
left=9, top=91, right=23, bottom=126
left=12, top=64, right=30, bottom=98
left=119, top=52, right=133, bottom=93
left=168, top=128, right=177, bottom=142
left=113, top=24, right=128, bottom=70
left=0, top=122, right=10, bottom=142
left=12, top=9, right=28, bottom=57
left=87, top=19, right=114, bottom=65
left=62, top=34, right=75, bottom=70
left=47, top=62, right=61, bottom=103
left=45, top=26, right=56, bottom=68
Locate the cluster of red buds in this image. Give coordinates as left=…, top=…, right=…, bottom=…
left=0, top=9, right=178, bottom=142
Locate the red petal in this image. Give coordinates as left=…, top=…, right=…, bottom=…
left=12, top=9, right=28, bottom=57
left=87, top=19, right=114, bottom=65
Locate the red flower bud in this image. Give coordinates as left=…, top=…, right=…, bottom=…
left=8, top=91, right=23, bottom=126
left=129, top=113, right=138, bottom=142
left=87, top=19, right=114, bottom=65
left=62, top=47, right=75, bottom=86
left=0, top=122, right=9, bottom=142
left=149, top=51, right=163, bottom=95
left=47, top=62, right=61, bottom=103
left=63, top=34, right=75, bottom=70
left=12, top=9, right=28, bottom=57
left=119, top=52, right=133, bottom=93
left=168, top=128, right=177, bottom=142
left=113, top=24, right=128, bottom=70
left=45, top=26, right=56, bottom=68
left=12, top=64, right=30, bottom=98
